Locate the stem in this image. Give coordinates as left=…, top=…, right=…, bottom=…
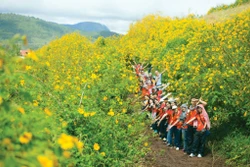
left=79, top=83, right=87, bottom=107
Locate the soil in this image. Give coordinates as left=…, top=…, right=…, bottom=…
left=141, top=129, right=229, bottom=167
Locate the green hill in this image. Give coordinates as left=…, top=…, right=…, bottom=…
left=64, top=22, right=119, bottom=39
left=0, top=13, right=119, bottom=49
left=64, top=22, right=110, bottom=32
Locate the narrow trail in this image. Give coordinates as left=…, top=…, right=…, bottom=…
left=141, top=129, right=229, bottom=167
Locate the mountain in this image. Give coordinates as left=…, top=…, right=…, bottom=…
left=93, top=31, right=119, bottom=38
left=64, top=22, right=119, bottom=39
left=64, top=22, right=110, bottom=32
left=0, top=13, right=119, bottom=49
left=0, top=13, right=74, bottom=49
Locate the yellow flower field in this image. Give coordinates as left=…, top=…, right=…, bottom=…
left=0, top=5, right=249, bottom=167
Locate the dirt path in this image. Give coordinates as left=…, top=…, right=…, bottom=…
left=141, top=129, right=229, bottom=167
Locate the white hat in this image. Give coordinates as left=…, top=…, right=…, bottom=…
left=172, top=105, right=177, bottom=109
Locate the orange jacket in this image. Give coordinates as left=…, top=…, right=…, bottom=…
left=195, top=114, right=207, bottom=131
left=171, top=109, right=182, bottom=129
left=186, top=110, right=197, bottom=126
left=166, top=109, right=173, bottom=124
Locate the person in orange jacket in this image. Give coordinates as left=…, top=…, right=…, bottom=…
left=185, top=104, right=211, bottom=158
left=167, top=105, right=182, bottom=150
left=157, top=102, right=172, bottom=141
left=186, top=98, right=207, bottom=154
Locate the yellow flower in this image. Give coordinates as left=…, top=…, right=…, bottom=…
left=78, top=108, right=84, bottom=114
left=122, top=108, right=127, bottom=113
left=90, top=112, right=96, bottom=116
left=93, top=143, right=100, bottom=151
left=244, top=111, right=247, bottom=117
left=37, top=155, right=53, bottom=167
left=115, top=119, right=119, bottom=124
left=100, top=152, right=106, bottom=156
left=213, top=107, right=217, bottom=110
left=33, top=100, right=39, bottom=107
left=220, top=85, right=224, bottom=89
left=0, top=58, right=3, bottom=68
left=27, top=51, right=38, bottom=61
left=214, top=116, right=217, bottom=121
left=128, top=124, right=132, bottom=128
left=25, top=65, right=32, bottom=70
left=144, top=142, right=148, bottom=147
left=91, top=73, right=97, bottom=79
left=46, top=61, right=50, bottom=67
left=18, top=107, right=25, bottom=114
left=63, top=151, right=71, bottom=158
left=0, top=96, right=2, bottom=105
left=103, top=96, right=108, bottom=101
left=58, top=133, right=75, bottom=150
left=76, top=141, right=84, bottom=152
left=20, top=80, right=25, bottom=86
left=54, top=85, right=60, bottom=90
left=19, top=132, right=32, bottom=144
left=83, top=112, right=90, bottom=117
left=44, top=108, right=52, bottom=116
left=107, top=109, right=115, bottom=116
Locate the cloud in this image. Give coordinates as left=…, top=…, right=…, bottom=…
left=0, top=0, right=236, bottom=34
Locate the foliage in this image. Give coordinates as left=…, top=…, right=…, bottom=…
left=117, top=10, right=250, bottom=166
left=207, top=0, right=250, bottom=14
left=0, top=33, right=148, bottom=166
left=210, top=130, right=250, bottom=166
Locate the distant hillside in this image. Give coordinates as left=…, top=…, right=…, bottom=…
left=0, top=13, right=75, bottom=49
left=93, top=31, right=119, bottom=38
left=203, top=2, right=250, bottom=23
left=64, top=22, right=110, bottom=32
left=0, top=14, right=119, bottom=49
left=207, top=0, right=250, bottom=14
left=64, top=22, right=119, bottom=39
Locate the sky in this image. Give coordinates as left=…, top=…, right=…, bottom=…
left=0, top=0, right=236, bottom=34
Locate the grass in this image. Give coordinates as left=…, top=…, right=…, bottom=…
left=202, top=2, right=250, bottom=23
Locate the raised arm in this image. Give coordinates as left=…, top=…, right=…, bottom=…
left=198, top=98, right=207, bottom=106
left=161, top=83, right=170, bottom=90
left=143, top=63, right=149, bottom=69
left=160, top=93, right=172, bottom=101
left=160, top=69, right=167, bottom=75
left=133, top=59, right=137, bottom=65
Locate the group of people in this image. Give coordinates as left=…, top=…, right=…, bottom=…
left=132, top=61, right=211, bottom=158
